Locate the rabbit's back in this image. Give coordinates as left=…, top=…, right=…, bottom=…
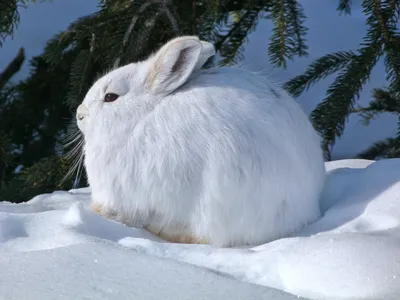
left=135, top=66, right=326, bottom=246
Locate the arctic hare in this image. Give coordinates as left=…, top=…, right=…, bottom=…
left=76, top=36, right=326, bottom=247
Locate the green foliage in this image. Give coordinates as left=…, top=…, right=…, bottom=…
left=0, top=53, right=79, bottom=201
left=310, top=42, right=382, bottom=159
left=0, top=0, right=309, bottom=202
left=0, top=0, right=44, bottom=47
left=285, top=0, right=400, bottom=160
left=0, top=156, right=74, bottom=203
left=267, top=0, right=308, bottom=68
left=0, top=84, right=19, bottom=190
left=357, top=137, right=400, bottom=158
left=3, top=0, right=400, bottom=201
left=0, top=133, right=15, bottom=189
left=337, top=0, right=352, bottom=15
left=354, top=88, right=400, bottom=159
left=283, top=51, right=356, bottom=98
left=0, top=47, right=25, bottom=90
left=0, top=0, right=20, bottom=47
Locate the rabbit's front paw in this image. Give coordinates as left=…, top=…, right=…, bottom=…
left=89, top=202, right=116, bottom=219
left=146, top=224, right=209, bottom=245
left=90, top=202, right=103, bottom=214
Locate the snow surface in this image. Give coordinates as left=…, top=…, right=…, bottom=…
left=1, top=159, right=400, bottom=300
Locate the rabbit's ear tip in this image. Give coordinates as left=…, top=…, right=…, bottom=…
left=200, top=41, right=215, bottom=51
left=193, top=41, right=216, bottom=71
left=166, top=35, right=201, bottom=44
left=145, top=37, right=203, bottom=94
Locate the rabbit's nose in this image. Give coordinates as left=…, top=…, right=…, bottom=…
left=76, top=104, right=88, bottom=121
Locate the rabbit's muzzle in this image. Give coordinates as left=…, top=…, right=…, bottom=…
left=76, top=104, right=89, bottom=132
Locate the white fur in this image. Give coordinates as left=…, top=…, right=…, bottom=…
left=77, top=36, right=326, bottom=247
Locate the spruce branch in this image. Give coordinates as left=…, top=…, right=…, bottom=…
left=283, top=51, right=356, bottom=97
left=289, top=0, right=400, bottom=159
left=0, top=133, right=14, bottom=189
left=357, top=137, right=400, bottom=159
left=215, top=8, right=261, bottom=65
left=112, top=0, right=181, bottom=68
left=213, top=13, right=246, bottom=51
left=113, top=0, right=165, bottom=68
left=350, top=88, right=399, bottom=125
left=365, top=88, right=400, bottom=113
left=268, top=0, right=308, bottom=68
left=161, top=1, right=181, bottom=35
left=18, top=155, right=73, bottom=192
left=0, top=0, right=20, bottom=47
left=286, top=0, right=308, bottom=57
left=366, top=0, right=400, bottom=94
left=310, top=40, right=383, bottom=159
left=337, top=0, right=352, bottom=15
left=125, top=9, right=162, bottom=61
left=196, top=0, right=225, bottom=42
left=268, top=0, right=287, bottom=68
left=191, top=0, right=197, bottom=34
left=0, top=47, right=25, bottom=90
left=66, top=49, right=92, bottom=109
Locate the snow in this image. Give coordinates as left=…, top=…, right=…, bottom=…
left=1, top=159, right=400, bottom=300
left=2, top=244, right=299, bottom=300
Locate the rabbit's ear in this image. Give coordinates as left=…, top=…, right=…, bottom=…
left=145, top=36, right=203, bottom=95
left=194, top=41, right=215, bottom=71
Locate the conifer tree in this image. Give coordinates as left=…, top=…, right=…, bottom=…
left=0, top=0, right=37, bottom=191
left=0, top=0, right=309, bottom=202
left=285, top=0, right=400, bottom=160
left=354, top=87, right=400, bottom=159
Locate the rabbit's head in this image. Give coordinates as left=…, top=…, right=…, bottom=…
left=76, top=36, right=215, bottom=138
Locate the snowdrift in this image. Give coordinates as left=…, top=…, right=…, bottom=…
left=1, top=159, right=400, bottom=300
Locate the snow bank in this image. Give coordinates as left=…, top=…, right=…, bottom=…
left=1, top=243, right=299, bottom=300
left=1, top=159, right=400, bottom=300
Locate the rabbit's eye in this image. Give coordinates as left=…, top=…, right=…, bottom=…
left=104, top=93, right=119, bottom=103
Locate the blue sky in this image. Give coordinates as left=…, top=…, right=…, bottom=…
left=0, top=0, right=396, bottom=159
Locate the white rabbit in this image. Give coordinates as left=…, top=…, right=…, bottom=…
left=76, top=36, right=326, bottom=247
